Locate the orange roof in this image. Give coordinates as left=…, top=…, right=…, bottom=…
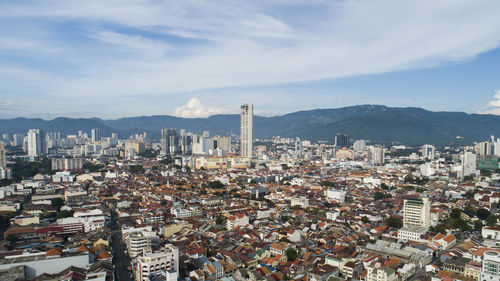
left=77, top=245, right=89, bottom=252
left=97, top=251, right=112, bottom=260
left=45, top=248, right=62, bottom=256
left=442, top=235, right=456, bottom=243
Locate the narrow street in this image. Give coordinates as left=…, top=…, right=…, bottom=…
left=111, top=210, right=132, bottom=281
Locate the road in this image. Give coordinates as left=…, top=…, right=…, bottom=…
left=111, top=210, right=132, bottom=281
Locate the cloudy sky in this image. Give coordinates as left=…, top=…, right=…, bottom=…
left=1, top=0, right=500, bottom=119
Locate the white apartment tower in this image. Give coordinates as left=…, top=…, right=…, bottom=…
left=240, top=103, right=253, bottom=158
left=421, top=144, right=435, bottom=160
left=0, top=142, right=6, bottom=168
left=403, top=197, right=431, bottom=229
left=462, top=151, right=477, bottom=177
left=368, top=146, right=384, bottom=165
left=481, top=251, right=500, bottom=281
left=27, top=129, right=45, bottom=160
left=91, top=128, right=100, bottom=143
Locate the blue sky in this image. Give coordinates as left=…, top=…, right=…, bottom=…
left=1, top=0, right=500, bottom=119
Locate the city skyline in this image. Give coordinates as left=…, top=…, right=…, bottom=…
left=1, top=1, right=500, bottom=118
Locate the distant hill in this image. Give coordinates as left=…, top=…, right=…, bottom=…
left=1, top=105, right=500, bottom=145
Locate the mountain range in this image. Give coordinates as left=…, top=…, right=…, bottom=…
left=1, top=105, right=499, bottom=145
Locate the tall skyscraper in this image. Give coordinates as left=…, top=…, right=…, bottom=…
left=160, top=128, right=179, bottom=155
left=494, top=138, right=500, bottom=157
left=403, top=197, right=431, bottom=229
left=334, top=133, right=349, bottom=148
left=294, top=137, right=302, bottom=159
left=91, top=128, right=100, bottom=142
left=353, top=139, right=366, bottom=152
left=368, top=146, right=384, bottom=165
left=421, top=144, right=435, bottom=160
left=0, top=142, right=6, bottom=168
left=476, top=141, right=492, bottom=156
left=462, top=151, right=477, bottom=177
left=27, top=129, right=45, bottom=160
left=240, top=104, right=253, bottom=158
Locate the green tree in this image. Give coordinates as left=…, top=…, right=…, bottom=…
left=476, top=209, right=491, bottom=220
left=285, top=248, right=298, bottom=261
left=51, top=198, right=64, bottom=211
left=319, top=181, right=336, bottom=187
left=450, top=209, right=461, bottom=219
left=486, top=215, right=498, bottom=226
left=380, top=183, right=390, bottom=190
left=361, top=216, right=370, bottom=223
left=385, top=217, right=402, bottom=228
left=374, top=192, right=385, bottom=201
left=215, top=216, right=224, bottom=225
left=209, top=181, right=225, bottom=189
left=474, top=220, right=484, bottom=231
left=129, top=165, right=145, bottom=174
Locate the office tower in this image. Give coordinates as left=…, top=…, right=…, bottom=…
left=334, top=133, right=349, bottom=148
left=91, top=128, right=100, bottom=143
left=180, top=134, right=192, bottom=155
left=421, top=144, right=435, bottom=160
left=203, top=131, right=210, bottom=138
left=0, top=142, right=6, bottom=168
left=27, top=129, right=45, bottom=160
left=213, top=135, right=231, bottom=151
left=160, top=128, right=179, bottom=155
left=462, top=151, right=477, bottom=177
left=403, top=197, right=431, bottom=229
left=481, top=251, right=500, bottom=281
left=494, top=138, right=500, bottom=157
left=240, top=103, right=253, bottom=158
left=295, top=137, right=302, bottom=158
left=476, top=141, right=492, bottom=156
left=353, top=140, right=366, bottom=152
left=12, top=134, right=24, bottom=147
left=368, top=146, right=384, bottom=165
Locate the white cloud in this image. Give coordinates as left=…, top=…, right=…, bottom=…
left=480, top=89, right=500, bottom=115
left=173, top=97, right=224, bottom=118
left=1, top=0, right=500, bottom=117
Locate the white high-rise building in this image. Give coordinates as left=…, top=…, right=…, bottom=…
left=294, top=137, right=302, bottom=158
left=481, top=251, right=500, bottom=281
left=27, top=129, right=45, bottom=160
left=421, top=144, right=435, bottom=160
left=91, top=128, right=100, bottom=143
left=240, top=103, right=253, bottom=158
left=353, top=140, right=366, bottom=152
left=462, top=151, right=477, bottom=177
left=476, top=141, right=493, bottom=156
left=494, top=138, right=500, bottom=157
left=368, top=146, right=384, bottom=165
left=0, top=142, right=6, bottom=169
left=403, top=197, right=431, bottom=229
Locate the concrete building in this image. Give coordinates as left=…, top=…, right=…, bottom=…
left=135, top=245, right=179, bottom=281
left=462, top=151, right=477, bottom=177
left=421, top=144, right=435, bottom=160
left=0, top=142, right=6, bottom=168
left=476, top=141, right=493, bottom=156
left=403, top=197, right=430, bottom=229
left=368, top=146, right=385, bottom=165
left=326, top=189, right=347, bottom=204
left=226, top=213, right=249, bottom=230
left=91, top=128, right=100, bottom=143
left=51, top=158, right=84, bottom=171
left=353, top=139, right=366, bottom=152
left=240, top=103, right=253, bottom=158
left=27, top=129, right=45, bottom=160
left=481, top=251, right=500, bottom=281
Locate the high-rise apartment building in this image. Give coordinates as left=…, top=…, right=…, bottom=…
left=476, top=141, right=492, bottom=156
left=421, top=144, right=435, bottom=160
left=353, top=139, right=366, bottom=152
left=240, top=104, right=253, bottom=158
left=91, top=128, right=100, bottom=142
left=161, top=128, right=179, bottom=155
left=368, top=146, right=384, bottom=165
left=27, top=129, right=45, bottom=160
left=0, top=142, right=6, bottom=169
left=295, top=137, right=302, bottom=159
left=462, top=151, right=477, bottom=177
left=403, top=197, right=431, bottom=229
left=335, top=133, right=350, bottom=148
